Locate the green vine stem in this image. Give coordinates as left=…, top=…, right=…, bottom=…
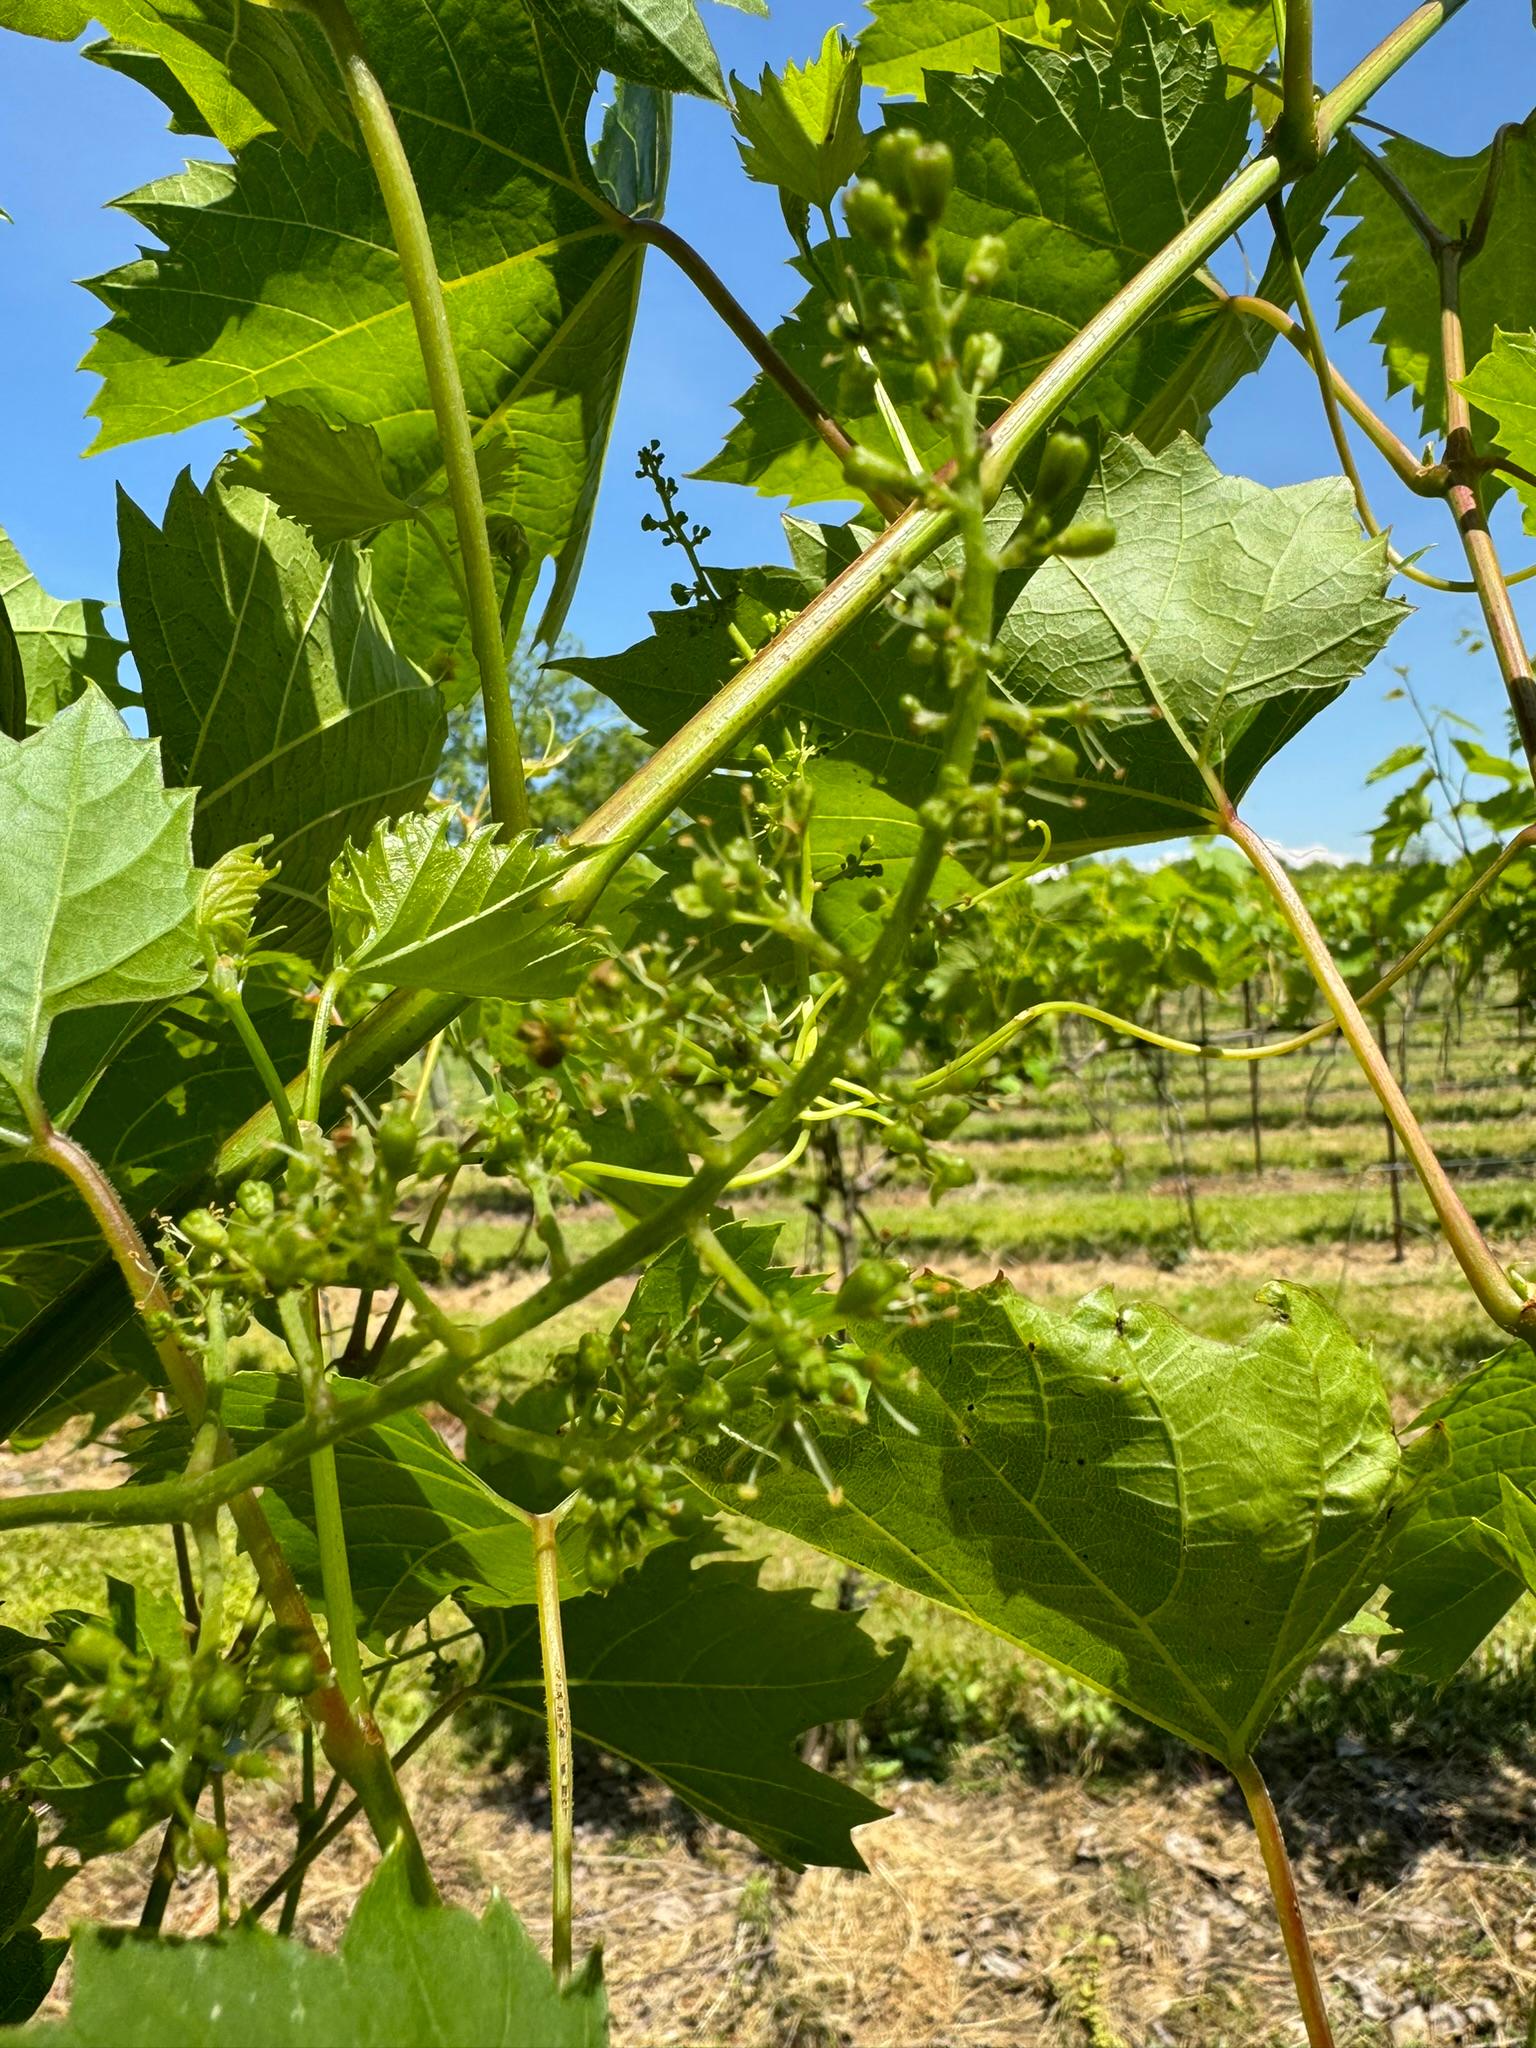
left=1341, top=127, right=1536, bottom=767
left=276, top=1296, right=367, bottom=1713
left=251, top=1685, right=473, bottom=1921
left=208, top=972, right=304, bottom=1153
left=1225, top=810, right=1535, bottom=1338
left=1232, top=1755, right=1335, bottom=2048
left=1273, top=0, right=1321, bottom=171
left=0, top=0, right=1476, bottom=1442
left=299, top=0, right=530, bottom=834
left=532, top=1509, right=575, bottom=1981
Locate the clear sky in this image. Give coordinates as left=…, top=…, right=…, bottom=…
left=0, top=2, right=1531, bottom=855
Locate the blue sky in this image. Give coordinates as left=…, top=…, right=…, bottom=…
left=0, top=1, right=1531, bottom=854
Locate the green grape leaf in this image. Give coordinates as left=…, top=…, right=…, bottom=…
left=0, top=598, right=24, bottom=742
left=1381, top=1348, right=1536, bottom=1681
left=0, top=3, right=89, bottom=36
left=731, top=29, right=867, bottom=211
left=226, top=400, right=521, bottom=550
left=592, top=77, right=672, bottom=220
left=0, top=530, right=129, bottom=724
left=476, top=1540, right=903, bottom=1869
left=533, top=0, right=726, bottom=100
left=990, top=432, right=1406, bottom=854
left=118, top=475, right=446, bottom=957
left=579, top=438, right=1403, bottom=858
left=0, top=694, right=203, bottom=1139
left=25, top=1843, right=607, bottom=2046
left=859, top=0, right=1275, bottom=98
left=1336, top=119, right=1536, bottom=443
left=1132, top=144, right=1352, bottom=453
left=0, top=1803, right=41, bottom=1940
left=1459, top=328, right=1536, bottom=536
left=0, top=1932, right=67, bottom=2028
left=225, top=402, right=416, bottom=546
left=127, top=1374, right=617, bottom=1639
left=83, top=35, right=215, bottom=139
left=83, top=0, right=659, bottom=660
left=330, top=813, right=602, bottom=1000
left=702, top=5, right=1249, bottom=503
left=0, top=0, right=345, bottom=151
left=693, top=1278, right=1434, bottom=1767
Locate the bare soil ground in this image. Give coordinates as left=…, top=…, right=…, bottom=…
left=34, top=1717, right=1536, bottom=2047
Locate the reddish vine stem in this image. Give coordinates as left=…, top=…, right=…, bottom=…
left=1232, top=1757, right=1335, bottom=2048
left=26, top=1122, right=437, bottom=1901
left=1436, top=243, right=1536, bottom=770
left=1224, top=814, right=1534, bottom=1339
left=617, top=216, right=904, bottom=522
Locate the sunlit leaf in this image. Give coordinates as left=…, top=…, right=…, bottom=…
left=1336, top=120, right=1536, bottom=443
left=990, top=432, right=1407, bottom=853
left=859, top=0, right=1276, bottom=98
left=83, top=0, right=660, bottom=659
left=118, top=474, right=445, bottom=956
left=1459, top=327, right=1536, bottom=535
left=25, top=1843, right=607, bottom=2046
left=0, top=0, right=345, bottom=151
left=694, top=1278, right=1434, bottom=1766
left=1382, top=1347, right=1536, bottom=1680
left=330, top=812, right=601, bottom=999
left=731, top=28, right=867, bottom=211
left=0, top=694, right=202, bottom=1140
left=533, top=0, right=726, bottom=100
left=0, top=530, right=129, bottom=724
left=701, top=5, right=1249, bottom=504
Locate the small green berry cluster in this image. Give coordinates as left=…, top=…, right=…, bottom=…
left=166, top=1110, right=452, bottom=1313
left=49, top=1620, right=314, bottom=1863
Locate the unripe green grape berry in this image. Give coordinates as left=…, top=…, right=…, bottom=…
left=179, top=1207, right=228, bottom=1253
left=907, top=631, right=939, bottom=667
left=66, top=1623, right=126, bottom=1677
left=374, top=1109, right=420, bottom=1179
left=199, top=1666, right=245, bottom=1724
left=1049, top=519, right=1116, bottom=558
left=235, top=1178, right=275, bottom=1223
left=190, top=1819, right=228, bottom=1866
left=906, top=141, right=953, bottom=223
left=836, top=1258, right=907, bottom=1317
left=884, top=1122, right=925, bottom=1158
left=960, top=331, right=1003, bottom=393
left=231, top=1749, right=270, bottom=1780
left=143, top=1758, right=185, bottom=1805
left=872, top=127, right=922, bottom=206
left=272, top=1652, right=319, bottom=1697
left=105, top=1811, right=145, bottom=1851
left=963, top=234, right=1007, bottom=293
left=1034, top=430, right=1092, bottom=506
left=415, top=1138, right=460, bottom=1180
left=842, top=178, right=902, bottom=247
